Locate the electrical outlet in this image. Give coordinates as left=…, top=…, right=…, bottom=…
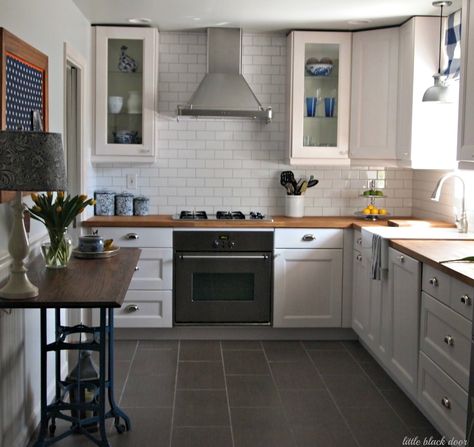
left=126, top=174, right=137, bottom=190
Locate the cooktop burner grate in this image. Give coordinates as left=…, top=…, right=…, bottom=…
left=179, top=210, right=208, bottom=220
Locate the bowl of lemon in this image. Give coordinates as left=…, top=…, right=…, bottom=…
left=355, top=204, right=390, bottom=220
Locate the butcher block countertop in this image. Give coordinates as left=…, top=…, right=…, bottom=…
left=390, top=240, right=474, bottom=286
left=83, top=215, right=453, bottom=229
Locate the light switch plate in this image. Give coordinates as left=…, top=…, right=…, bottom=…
left=126, top=174, right=137, bottom=189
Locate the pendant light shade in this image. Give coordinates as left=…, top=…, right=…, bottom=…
left=422, top=1, right=453, bottom=102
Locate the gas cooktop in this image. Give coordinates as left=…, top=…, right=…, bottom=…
left=174, top=210, right=273, bottom=221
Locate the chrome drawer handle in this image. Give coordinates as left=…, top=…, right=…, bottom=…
left=444, top=335, right=454, bottom=346
left=441, top=397, right=451, bottom=409
left=134, top=266, right=140, bottom=271
left=356, top=254, right=362, bottom=262
left=461, top=295, right=472, bottom=306
left=399, top=255, right=405, bottom=263
left=126, top=233, right=139, bottom=240
left=356, top=238, right=362, bottom=245
left=302, top=234, right=315, bottom=242
left=125, top=304, right=139, bottom=313
left=429, top=277, right=439, bottom=287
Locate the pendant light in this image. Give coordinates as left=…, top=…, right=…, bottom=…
left=422, top=1, right=452, bottom=102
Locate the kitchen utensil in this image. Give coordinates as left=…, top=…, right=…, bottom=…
left=295, top=178, right=304, bottom=192
left=307, top=179, right=319, bottom=188
left=298, top=181, right=308, bottom=195
left=281, top=171, right=296, bottom=187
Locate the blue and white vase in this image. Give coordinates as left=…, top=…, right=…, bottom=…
left=118, top=46, right=137, bottom=73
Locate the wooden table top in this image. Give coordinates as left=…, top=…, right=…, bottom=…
left=0, top=248, right=141, bottom=308
left=390, top=240, right=474, bottom=286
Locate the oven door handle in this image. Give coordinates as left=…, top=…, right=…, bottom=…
left=178, top=254, right=270, bottom=260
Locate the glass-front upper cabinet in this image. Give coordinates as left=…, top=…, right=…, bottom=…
left=288, top=31, right=351, bottom=165
left=93, top=26, right=158, bottom=163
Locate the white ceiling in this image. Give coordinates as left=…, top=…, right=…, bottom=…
left=73, top=0, right=461, bottom=32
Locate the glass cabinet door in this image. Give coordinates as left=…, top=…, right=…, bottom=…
left=289, top=31, right=351, bottom=164
left=94, top=27, right=157, bottom=162
left=107, top=38, right=144, bottom=145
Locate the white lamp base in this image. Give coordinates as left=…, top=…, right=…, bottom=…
left=0, top=191, right=39, bottom=300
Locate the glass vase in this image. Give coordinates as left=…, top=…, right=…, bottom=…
left=41, top=228, right=73, bottom=269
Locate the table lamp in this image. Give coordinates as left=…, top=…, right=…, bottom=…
left=0, top=131, right=66, bottom=299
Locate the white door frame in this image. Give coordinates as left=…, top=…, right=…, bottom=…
left=63, top=42, right=89, bottom=334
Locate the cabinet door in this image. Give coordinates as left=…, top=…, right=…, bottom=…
left=288, top=31, right=351, bottom=165
left=350, top=28, right=399, bottom=160
left=387, top=248, right=421, bottom=398
left=94, top=26, right=157, bottom=162
left=458, top=0, right=474, bottom=165
left=129, top=248, right=173, bottom=290
left=273, top=248, right=342, bottom=327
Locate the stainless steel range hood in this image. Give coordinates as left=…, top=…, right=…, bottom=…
left=177, top=28, right=272, bottom=123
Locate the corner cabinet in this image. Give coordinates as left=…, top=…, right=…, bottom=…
left=93, top=26, right=158, bottom=164
left=458, top=0, right=474, bottom=167
left=287, top=31, right=351, bottom=166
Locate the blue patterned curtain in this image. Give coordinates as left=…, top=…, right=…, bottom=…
left=444, top=9, right=462, bottom=79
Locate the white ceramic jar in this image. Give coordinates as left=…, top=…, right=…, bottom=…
left=127, top=91, right=142, bottom=114
left=285, top=195, right=305, bottom=218
left=108, top=96, right=123, bottom=114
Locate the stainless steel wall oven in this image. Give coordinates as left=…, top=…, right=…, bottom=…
left=173, top=230, right=273, bottom=324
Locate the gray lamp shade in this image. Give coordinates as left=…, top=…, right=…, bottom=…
left=0, top=131, right=67, bottom=191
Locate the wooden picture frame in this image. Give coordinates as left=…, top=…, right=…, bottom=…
left=0, top=27, right=49, bottom=203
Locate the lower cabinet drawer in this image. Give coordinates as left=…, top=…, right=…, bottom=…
left=420, top=293, right=471, bottom=391
left=115, top=291, right=172, bottom=328
left=418, top=352, right=468, bottom=441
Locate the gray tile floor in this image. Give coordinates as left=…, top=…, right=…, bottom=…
left=37, top=340, right=442, bottom=447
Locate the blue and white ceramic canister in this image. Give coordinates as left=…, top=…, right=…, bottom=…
left=133, top=196, right=150, bottom=216
left=94, top=190, right=115, bottom=216
left=115, top=192, right=134, bottom=216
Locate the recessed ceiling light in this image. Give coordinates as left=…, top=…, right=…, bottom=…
left=128, top=18, right=151, bottom=24
left=347, top=19, right=372, bottom=25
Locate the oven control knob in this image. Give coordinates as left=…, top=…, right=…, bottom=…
left=229, top=241, right=236, bottom=248
left=212, top=239, right=220, bottom=248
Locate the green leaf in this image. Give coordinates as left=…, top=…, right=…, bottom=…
left=440, top=256, right=474, bottom=264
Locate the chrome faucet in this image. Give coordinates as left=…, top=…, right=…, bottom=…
left=430, top=173, right=468, bottom=233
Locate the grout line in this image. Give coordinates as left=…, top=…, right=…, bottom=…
left=260, top=340, right=298, bottom=445
left=342, top=341, right=418, bottom=433
left=116, top=340, right=139, bottom=405
left=302, top=341, right=363, bottom=447
left=220, top=340, right=236, bottom=447
left=169, top=339, right=181, bottom=447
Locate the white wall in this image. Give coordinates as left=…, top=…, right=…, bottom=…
left=0, top=1, right=91, bottom=445
left=93, top=31, right=414, bottom=217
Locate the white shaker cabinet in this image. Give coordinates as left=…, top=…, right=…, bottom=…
left=350, top=27, right=399, bottom=163
left=287, top=31, right=351, bottom=166
left=458, top=0, right=474, bottom=166
left=273, top=229, right=343, bottom=327
left=90, top=227, right=173, bottom=328
left=396, top=17, right=458, bottom=169
left=93, top=26, right=158, bottom=163
left=387, top=247, right=421, bottom=398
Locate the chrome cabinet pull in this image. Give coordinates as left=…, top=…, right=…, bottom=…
left=429, top=277, right=439, bottom=287
left=444, top=335, right=454, bottom=346
left=399, top=255, right=405, bottom=263
left=460, top=295, right=472, bottom=306
left=441, top=397, right=451, bottom=409
left=356, top=254, right=362, bottom=262
left=126, top=233, right=139, bottom=240
left=125, top=304, right=139, bottom=313
left=302, top=234, right=315, bottom=242
left=356, top=238, right=362, bottom=245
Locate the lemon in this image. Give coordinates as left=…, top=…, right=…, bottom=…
left=379, top=208, right=387, bottom=215
left=367, top=204, right=374, bottom=210
left=362, top=208, right=371, bottom=215
left=370, top=208, right=379, bottom=215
